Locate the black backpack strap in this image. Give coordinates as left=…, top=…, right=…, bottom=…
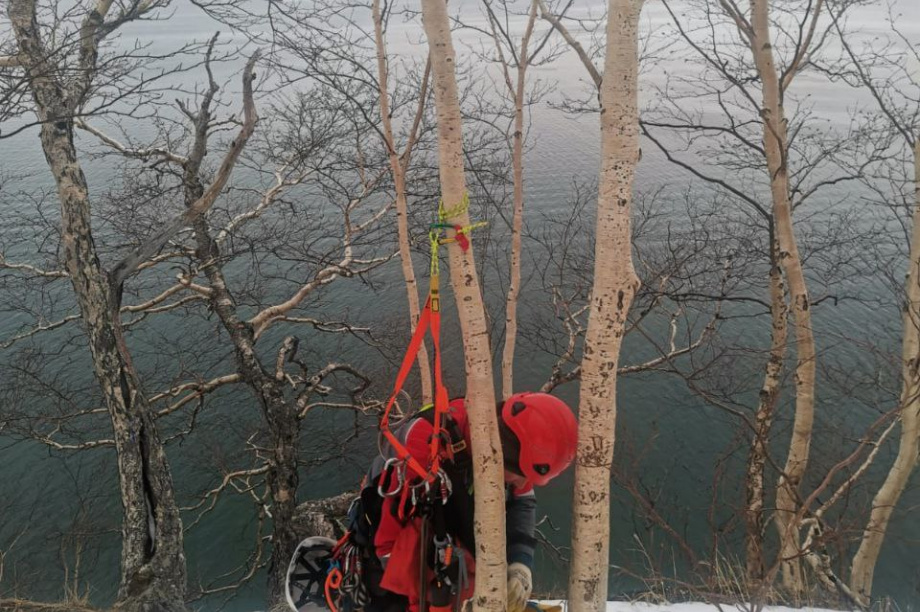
left=417, top=406, right=470, bottom=471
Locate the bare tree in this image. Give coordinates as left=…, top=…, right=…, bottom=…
left=420, top=1, right=508, bottom=610
left=0, top=1, right=262, bottom=608
left=745, top=0, right=819, bottom=593
left=561, top=0, right=645, bottom=609
left=825, top=7, right=920, bottom=604
left=80, top=76, right=394, bottom=607
left=1, top=2, right=395, bottom=607
left=476, top=0, right=552, bottom=398
left=372, top=0, right=434, bottom=405
left=643, top=0, right=880, bottom=597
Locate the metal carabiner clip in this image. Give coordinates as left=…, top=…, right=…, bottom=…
left=437, top=468, right=453, bottom=503
left=378, top=458, right=406, bottom=498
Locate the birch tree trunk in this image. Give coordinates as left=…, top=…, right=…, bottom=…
left=749, top=0, right=817, bottom=595
left=8, top=2, right=187, bottom=609
left=849, top=138, right=920, bottom=606
left=373, top=0, right=433, bottom=404
left=745, top=236, right=788, bottom=584
left=50, top=127, right=188, bottom=612
left=419, top=1, right=507, bottom=610
left=500, top=0, right=538, bottom=400
left=568, top=0, right=643, bottom=609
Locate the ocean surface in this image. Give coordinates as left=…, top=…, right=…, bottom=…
left=1, top=0, right=919, bottom=609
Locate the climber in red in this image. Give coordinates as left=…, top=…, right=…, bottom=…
left=369, top=392, right=578, bottom=612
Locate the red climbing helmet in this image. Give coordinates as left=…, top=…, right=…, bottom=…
left=501, top=392, right=578, bottom=487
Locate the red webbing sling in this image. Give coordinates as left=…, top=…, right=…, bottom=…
left=380, top=196, right=484, bottom=485
left=378, top=276, right=450, bottom=484
left=323, top=200, right=482, bottom=612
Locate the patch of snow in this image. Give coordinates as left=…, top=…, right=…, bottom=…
left=539, top=602, right=843, bottom=612
left=282, top=601, right=845, bottom=612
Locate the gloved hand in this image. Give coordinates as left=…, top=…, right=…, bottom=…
left=507, top=562, right=532, bottom=612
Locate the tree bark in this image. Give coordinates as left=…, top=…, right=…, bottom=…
left=419, top=1, right=507, bottom=610
left=9, top=2, right=188, bottom=610
left=849, top=138, right=920, bottom=606
left=749, top=0, right=817, bottom=596
left=184, top=136, right=297, bottom=608
left=373, top=0, right=433, bottom=405
left=568, top=1, right=643, bottom=610
left=500, top=0, right=538, bottom=400
left=192, top=216, right=300, bottom=607
left=745, top=236, right=788, bottom=584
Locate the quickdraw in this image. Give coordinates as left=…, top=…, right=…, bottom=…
left=324, top=539, right=369, bottom=612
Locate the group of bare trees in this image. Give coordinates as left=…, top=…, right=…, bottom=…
left=1, top=0, right=919, bottom=611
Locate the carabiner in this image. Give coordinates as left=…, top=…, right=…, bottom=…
left=437, top=468, right=452, bottom=503
left=378, top=458, right=406, bottom=498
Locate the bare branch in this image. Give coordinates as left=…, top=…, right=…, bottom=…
left=249, top=173, right=390, bottom=338
left=0, top=255, right=68, bottom=278
left=153, top=374, right=244, bottom=418
left=538, top=0, right=602, bottom=88
left=816, top=415, right=899, bottom=518
left=780, top=0, right=826, bottom=92
left=110, top=51, right=262, bottom=288
left=182, top=465, right=270, bottom=519
left=0, top=315, right=82, bottom=349
left=32, top=435, right=115, bottom=451
left=75, top=119, right=188, bottom=165
left=214, top=167, right=312, bottom=246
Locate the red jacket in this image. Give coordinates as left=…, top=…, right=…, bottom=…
left=373, top=399, right=537, bottom=610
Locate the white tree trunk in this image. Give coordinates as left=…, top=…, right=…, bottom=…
left=745, top=237, right=788, bottom=584
left=849, top=138, right=920, bottom=606
left=568, top=1, right=643, bottom=610
left=749, top=0, right=817, bottom=595
left=419, top=1, right=507, bottom=610
left=8, top=3, right=188, bottom=609
left=500, top=0, right=538, bottom=400
left=373, top=0, right=433, bottom=404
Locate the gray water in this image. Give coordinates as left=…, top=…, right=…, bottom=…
left=2, top=0, right=920, bottom=610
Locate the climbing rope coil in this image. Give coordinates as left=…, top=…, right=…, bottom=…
left=320, top=195, right=485, bottom=612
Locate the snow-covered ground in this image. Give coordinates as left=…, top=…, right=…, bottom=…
left=290, top=602, right=842, bottom=612
left=540, top=603, right=841, bottom=612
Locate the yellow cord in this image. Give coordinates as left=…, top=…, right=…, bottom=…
left=438, top=192, right=470, bottom=223
left=428, top=192, right=487, bottom=313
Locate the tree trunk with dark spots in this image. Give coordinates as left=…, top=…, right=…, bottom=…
left=17, top=47, right=188, bottom=612
left=567, top=1, right=644, bottom=610
left=849, top=138, right=920, bottom=606
left=8, top=3, right=189, bottom=607
left=745, top=237, right=787, bottom=585
left=420, top=1, right=508, bottom=610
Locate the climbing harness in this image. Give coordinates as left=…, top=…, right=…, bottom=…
left=377, top=193, right=484, bottom=490
left=320, top=194, right=485, bottom=612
